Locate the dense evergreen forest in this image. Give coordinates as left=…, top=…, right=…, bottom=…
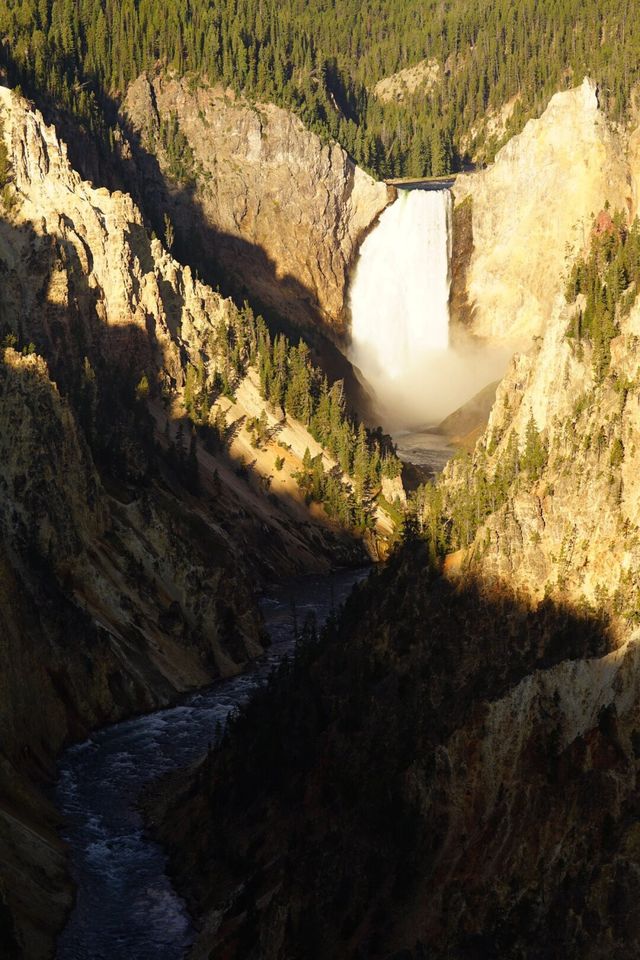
left=1, top=0, right=640, bottom=180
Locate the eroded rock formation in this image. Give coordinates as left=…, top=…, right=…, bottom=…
left=0, top=83, right=374, bottom=958
left=455, top=78, right=632, bottom=345
left=121, top=73, right=392, bottom=333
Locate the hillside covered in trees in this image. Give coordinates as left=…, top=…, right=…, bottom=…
left=2, top=0, right=640, bottom=180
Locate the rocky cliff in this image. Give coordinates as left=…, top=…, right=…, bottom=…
left=454, top=78, right=632, bottom=345
left=436, top=124, right=640, bottom=633
left=0, top=82, right=379, bottom=958
left=121, top=73, right=391, bottom=334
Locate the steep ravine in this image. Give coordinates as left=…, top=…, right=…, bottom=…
left=0, top=83, right=379, bottom=959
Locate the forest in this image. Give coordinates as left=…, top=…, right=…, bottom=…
left=180, top=301, right=403, bottom=531
left=2, top=0, right=640, bottom=180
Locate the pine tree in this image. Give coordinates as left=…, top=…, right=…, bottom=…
left=352, top=422, right=370, bottom=501
left=521, top=413, right=546, bottom=480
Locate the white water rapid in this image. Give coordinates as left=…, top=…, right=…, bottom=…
left=349, top=187, right=454, bottom=428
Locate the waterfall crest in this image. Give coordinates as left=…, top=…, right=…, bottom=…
left=348, top=188, right=454, bottom=426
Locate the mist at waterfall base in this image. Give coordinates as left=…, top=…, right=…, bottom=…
left=348, top=188, right=508, bottom=435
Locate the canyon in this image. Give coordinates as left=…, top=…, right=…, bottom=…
left=2, top=58, right=640, bottom=960
left=151, top=79, right=640, bottom=960
left=0, top=82, right=392, bottom=958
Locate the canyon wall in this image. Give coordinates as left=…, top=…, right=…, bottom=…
left=454, top=78, right=632, bottom=345
left=0, top=84, right=375, bottom=958
left=450, top=280, right=640, bottom=616
left=0, top=84, right=258, bottom=957
left=121, top=74, right=391, bottom=333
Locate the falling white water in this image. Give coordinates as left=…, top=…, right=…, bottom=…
left=349, top=187, right=454, bottom=427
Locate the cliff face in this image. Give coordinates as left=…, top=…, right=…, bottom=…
left=0, top=85, right=258, bottom=958
left=440, top=82, right=640, bottom=610
left=121, top=74, right=391, bottom=333
left=0, top=83, right=377, bottom=958
left=0, top=84, right=266, bottom=676
left=454, top=79, right=632, bottom=344
left=446, top=243, right=640, bottom=615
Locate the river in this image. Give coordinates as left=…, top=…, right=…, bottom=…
left=394, top=428, right=452, bottom=474
left=54, top=567, right=369, bottom=960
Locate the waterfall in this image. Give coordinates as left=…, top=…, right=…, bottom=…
left=348, top=187, right=453, bottom=426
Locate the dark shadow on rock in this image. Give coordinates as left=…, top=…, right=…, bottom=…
left=449, top=194, right=476, bottom=337
left=0, top=893, right=20, bottom=960
left=155, top=543, right=623, bottom=960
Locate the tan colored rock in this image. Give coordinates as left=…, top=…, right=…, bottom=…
left=440, top=266, right=640, bottom=614
left=381, top=474, right=407, bottom=506
left=0, top=83, right=371, bottom=957
left=438, top=81, right=640, bottom=612
left=121, top=74, right=391, bottom=332
left=454, top=79, right=632, bottom=345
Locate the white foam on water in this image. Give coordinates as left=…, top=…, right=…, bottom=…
left=349, top=188, right=452, bottom=426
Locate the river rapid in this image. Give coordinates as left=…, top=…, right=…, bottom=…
left=55, top=567, right=369, bottom=960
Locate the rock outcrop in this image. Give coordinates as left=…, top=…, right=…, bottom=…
left=372, top=58, right=441, bottom=104
left=121, top=74, right=391, bottom=333
left=454, top=78, right=632, bottom=344
left=449, top=269, right=640, bottom=617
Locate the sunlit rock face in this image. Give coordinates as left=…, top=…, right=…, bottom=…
left=455, top=78, right=632, bottom=345
left=121, top=74, right=392, bottom=332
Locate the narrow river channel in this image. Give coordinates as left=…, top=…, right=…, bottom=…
left=55, top=567, right=369, bottom=960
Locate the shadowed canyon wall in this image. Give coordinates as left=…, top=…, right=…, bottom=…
left=0, top=83, right=375, bottom=959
